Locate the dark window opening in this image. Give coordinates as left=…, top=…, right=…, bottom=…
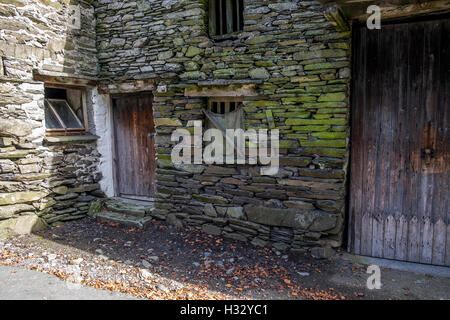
left=45, top=87, right=67, bottom=100
left=207, top=98, right=243, bottom=115
left=44, top=87, right=86, bottom=135
left=209, top=0, right=244, bottom=37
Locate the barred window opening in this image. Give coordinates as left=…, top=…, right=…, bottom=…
left=209, top=0, right=244, bottom=37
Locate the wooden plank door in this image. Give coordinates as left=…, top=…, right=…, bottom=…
left=349, top=18, right=450, bottom=266
left=113, top=93, right=156, bottom=199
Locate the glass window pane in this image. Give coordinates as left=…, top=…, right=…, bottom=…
left=44, top=100, right=64, bottom=129
left=48, top=99, right=84, bottom=129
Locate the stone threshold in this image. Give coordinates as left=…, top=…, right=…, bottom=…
left=92, top=197, right=156, bottom=229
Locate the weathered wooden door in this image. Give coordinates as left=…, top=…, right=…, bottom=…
left=349, top=18, right=450, bottom=266
left=113, top=93, right=156, bottom=199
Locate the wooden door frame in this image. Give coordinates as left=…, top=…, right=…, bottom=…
left=110, top=91, right=155, bottom=198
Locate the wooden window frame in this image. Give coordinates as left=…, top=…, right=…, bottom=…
left=209, top=0, right=244, bottom=39
left=44, top=85, right=88, bottom=136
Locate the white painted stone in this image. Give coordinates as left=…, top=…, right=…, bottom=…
left=90, top=88, right=114, bottom=198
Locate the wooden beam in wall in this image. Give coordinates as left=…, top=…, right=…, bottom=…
left=318, top=0, right=450, bottom=22
left=33, top=69, right=98, bottom=87
left=323, top=3, right=350, bottom=31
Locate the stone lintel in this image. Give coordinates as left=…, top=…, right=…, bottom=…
left=97, top=79, right=155, bottom=94
left=184, top=83, right=259, bottom=97
left=44, top=135, right=99, bottom=144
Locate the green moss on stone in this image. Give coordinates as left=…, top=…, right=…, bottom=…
left=286, top=118, right=346, bottom=126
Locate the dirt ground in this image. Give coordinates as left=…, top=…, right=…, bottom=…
left=0, top=217, right=448, bottom=300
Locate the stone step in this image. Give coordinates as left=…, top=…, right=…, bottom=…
left=104, top=198, right=154, bottom=218
left=96, top=211, right=153, bottom=229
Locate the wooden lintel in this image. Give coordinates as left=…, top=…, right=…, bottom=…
left=33, top=69, right=98, bottom=87
left=184, top=83, right=259, bottom=97
left=353, top=1, right=450, bottom=21
left=323, top=3, right=350, bottom=31
left=319, top=0, right=450, bottom=22
left=97, top=80, right=155, bottom=94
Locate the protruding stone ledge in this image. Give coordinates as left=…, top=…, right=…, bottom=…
left=98, top=79, right=155, bottom=94
left=184, top=82, right=260, bottom=97
left=44, top=135, right=99, bottom=144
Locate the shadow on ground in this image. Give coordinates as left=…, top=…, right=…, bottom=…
left=1, top=217, right=449, bottom=300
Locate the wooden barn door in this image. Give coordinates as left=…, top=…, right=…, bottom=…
left=112, top=93, right=156, bottom=200
left=349, top=18, right=450, bottom=266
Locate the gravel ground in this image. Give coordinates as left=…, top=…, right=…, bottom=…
left=0, top=217, right=448, bottom=300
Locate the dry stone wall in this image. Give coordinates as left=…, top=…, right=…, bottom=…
left=1, top=0, right=351, bottom=255
left=0, top=0, right=103, bottom=236
left=95, top=0, right=351, bottom=255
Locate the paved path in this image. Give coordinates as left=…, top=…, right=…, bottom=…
left=0, top=265, right=138, bottom=300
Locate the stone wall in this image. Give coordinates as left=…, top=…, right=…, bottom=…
left=0, top=0, right=102, bottom=236
left=95, top=0, right=351, bottom=255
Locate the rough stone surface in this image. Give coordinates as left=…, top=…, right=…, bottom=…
left=0, top=215, right=47, bottom=238
left=0, top=0, right=103, bottom=230
left=0, top=0, right=351, bottom=255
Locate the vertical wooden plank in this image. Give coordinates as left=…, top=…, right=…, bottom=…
left=372, top=214, right=384, bottom=258
left=408, top=21, right=426, bottom=264
left=218, top=0, right=224, bottom=35
left=432, top=219, right=446, bottom=266
left=421, top=217, right=434, bottom=264
left=235, top=0, right=241, bottom=32
left=143, top=94, right=156, bottom=197
left=433, top=19, right=450, bottom=266
left=136, top=96, right=145, bottom=196
left=384, top=215, right=397, bottom=259
left=446, top=224, right=450, bottom=266
left=209, top=0, right=217, bottom=36
left=149, top=94, right=156, bottom=197
left=393, top=21, right=409, bottom=261
left=395, top=215, right=408, bottom=261
left=361, top=212, right=373, bottom=256
left=441, top=19, right=450, bottom=267
left=407, top=216, right=420, bottom=263
left=226, top=0, right=233, bottom=34
left=362, top=27, right=380, bottom=256
left=239, top=0, right=244, bottom=31
left=349, top=24, right=365, bottom=254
